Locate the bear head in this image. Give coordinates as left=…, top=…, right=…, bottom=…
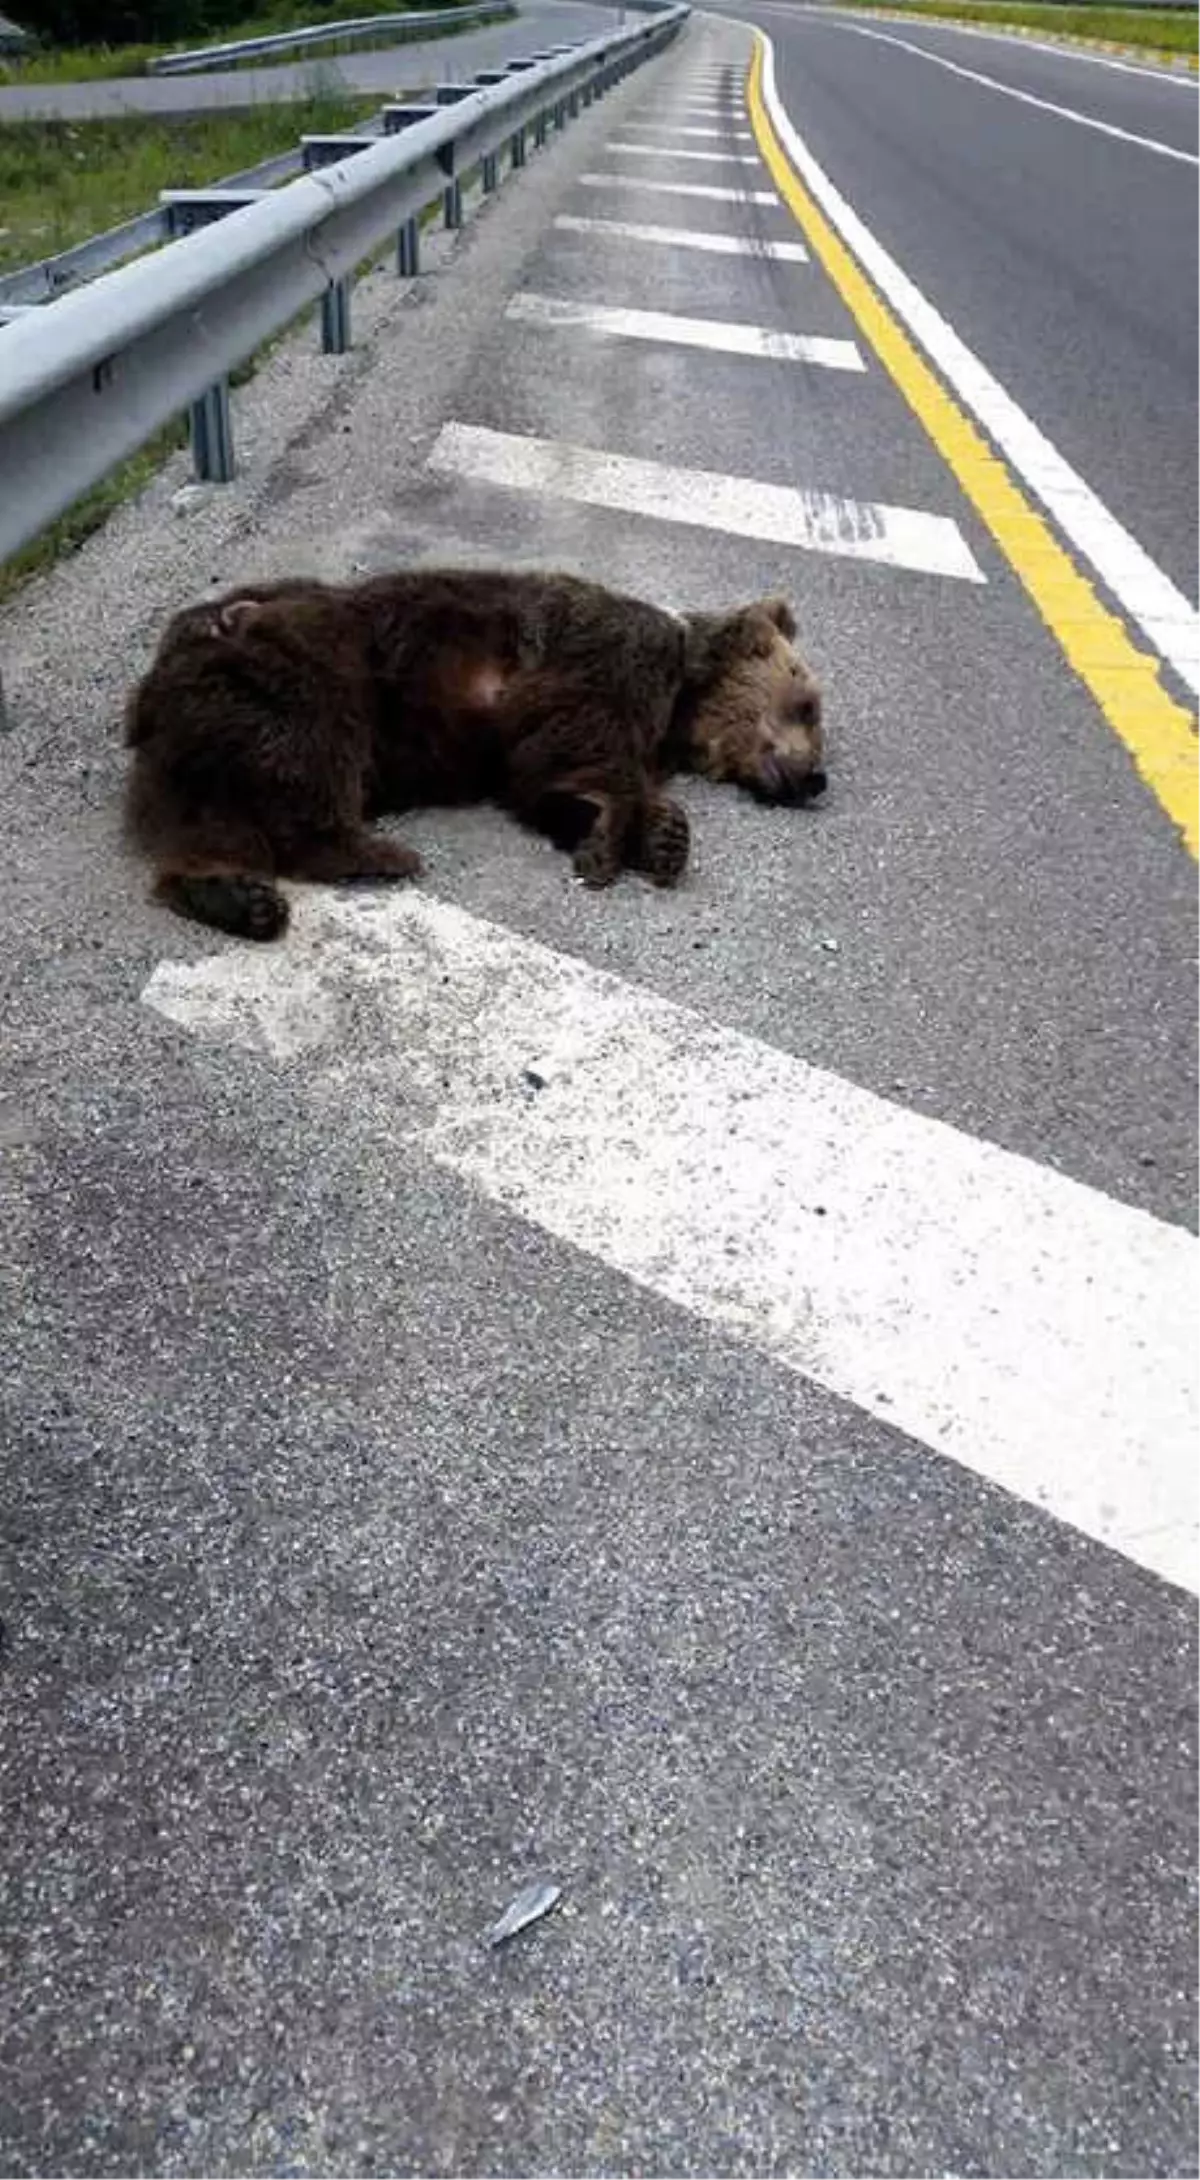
left=674, top=594, right=826, bottom=806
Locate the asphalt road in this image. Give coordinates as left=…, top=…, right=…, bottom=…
left=0, top=0, right=625, bottom=116
left=0, top=9, right=1196, bottom=2176
left=734, top=3, right=1200, bottom=602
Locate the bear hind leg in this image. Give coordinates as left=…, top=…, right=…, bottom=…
left=287, top=829, right=423, bottom=886
left=152, top=863, right=289, bottom=941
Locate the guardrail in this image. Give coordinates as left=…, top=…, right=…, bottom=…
left=146, top=0, right=510, bottom=75
left=0, top=6, right=687, bottom=570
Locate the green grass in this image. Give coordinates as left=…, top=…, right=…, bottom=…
left=0, top=0, right=505, bottom=82
left=0, top=93, right=380, bottom=273
left=825, top=0, right=1197, bottom=59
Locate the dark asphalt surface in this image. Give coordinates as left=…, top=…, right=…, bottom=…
left=720, top=1, right=1200, bottom=603
left=0, top=9, right=1196, bottom=2176
left=0, top=0, right=623, bottom=116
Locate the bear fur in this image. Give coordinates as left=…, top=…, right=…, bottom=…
left=123, top=567, right=824, bottom=941
left=670, top=596, right=825, bottom=807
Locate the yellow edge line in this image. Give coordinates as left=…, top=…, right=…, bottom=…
left=745, top=34, right=1199, bottom=858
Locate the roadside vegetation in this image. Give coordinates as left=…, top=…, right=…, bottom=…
left=0, top=94, right=441, bottom=600
left=825, top=0, right=1197, bottom=61
left=0, top=99, right=373, bottom=600
left=0, top=0, right=505, bottom=83
left=0, top=91, right=379, bottom=272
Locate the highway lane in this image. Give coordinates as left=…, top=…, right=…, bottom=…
left=0, top=0, right=623, bottom=117
left=705, top=1, right=1200, bottom=611
left=0, top=13, right=1196, bottom=2176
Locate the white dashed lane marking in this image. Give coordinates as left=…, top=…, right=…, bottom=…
left=505, top=293, right=864, bottom=370
left=638, top=102, right=741, bottom=116
left=142, top=890, right=1199, bottom=1596
left=620, top=123, right=756, bottom=140
left=579, top=174, right=780, bottom=204
left=606, top=142, right=762, bottom=165
left=552, top=215, right=809, bottom=262
left=426, top=423, right=984, bottom=580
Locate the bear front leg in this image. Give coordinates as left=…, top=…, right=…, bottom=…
left=626, top=793, right=691, bottom=887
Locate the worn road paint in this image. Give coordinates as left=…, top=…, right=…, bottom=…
left=427, top=421, right=984, bottom=580
left=505, top=292, right=864, bottom=370
left=635, top=100, right=744, bottom=114
left=552, top=214, right=809, bottom=261
left=141, top=889, right=1199, bottom=1595
left=620, top=122, right=756, bottom=140
left=605, top=141, right=763, bottom=165
left=748, top=32, right=1199, bottom=852
left=578, top=173, right=779, bottom=205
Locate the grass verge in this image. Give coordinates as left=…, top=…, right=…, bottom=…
left=0, top=92, right=380, bottom=273
left=0, top=0, right=506, bottom=83
left=817, top=0, right=1197, bottom=61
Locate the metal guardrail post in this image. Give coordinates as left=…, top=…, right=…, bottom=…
left=435, top=85, right=473, bottom=225
left=397, top=215, right=420, bottom=275
left=190, top=379, right=234, bottom=482
left=321, top=278, right=352, bottom=353
left=471, top=67, right=519, bottom=162
left=382, top=101, right=437, bottom=130
left=502, top=58, right=535, bottom=162
left=442, top=150, right=462, bottom=228
left=161, top=188, right=267, bottom=237
left=302, top=134, right=379, bottom=171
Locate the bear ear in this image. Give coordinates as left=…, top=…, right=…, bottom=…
left=759, top=594, right=798, bottom=639
left=216, top=597, right=264, bottom=637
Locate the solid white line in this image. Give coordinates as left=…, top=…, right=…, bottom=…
left=506, top=291, right=864, bottom=370
left=607, top=141, right=762, bottom=165
left=786, top=5, right=1200, bottom=88
left=142, top=888, right=1200, bottom=1595
left=427, top=422, right=984, bottom=580
left=552, top=214, right=809, bottom=262
left=620, top=122, right=755, bottom=139
left=821, top=20, right=1198, bottom=164
left=756, top=33, right=1200, bottom=697
left=580, top=174, right=780, bottom=205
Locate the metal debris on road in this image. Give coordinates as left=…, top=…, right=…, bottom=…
left=487, top=1880, right=563, bottom=1947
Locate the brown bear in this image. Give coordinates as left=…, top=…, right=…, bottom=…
left=671, top=594, right=826, bottom=807
left=123, top=568, right=824, bottom=941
